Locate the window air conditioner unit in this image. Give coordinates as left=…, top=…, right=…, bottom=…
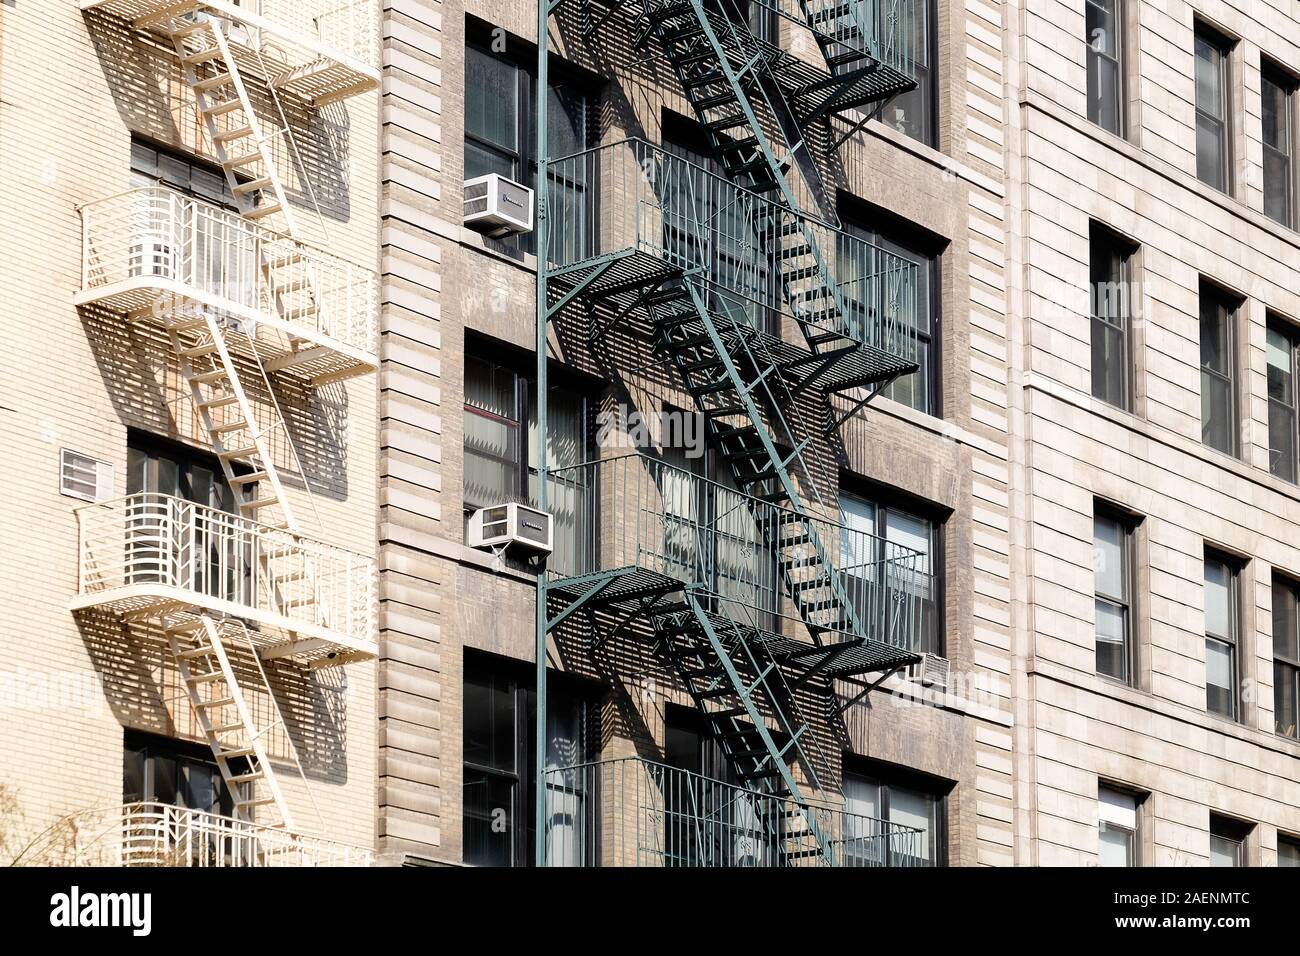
left=908, top=653, right=950, bottom=691
left=467, top=503, right=553, bottom=554
left=463, top=174, right=534, bottom=237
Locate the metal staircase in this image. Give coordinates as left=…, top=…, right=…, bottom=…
left=171, top=15, right=299, bottom=236
left=168, top=310, right=299, bottom=532
left=651, top=589, right=834, bottom=862
left=164, top=614, right=310, bottom=830
left=539, top=0, right=921, bottom=866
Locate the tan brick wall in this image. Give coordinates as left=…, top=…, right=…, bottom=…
left=1008, top=0, right=1300, bottom=865
left=0, top=2, right=379, bottom=857
left=377, top=0, right=1017, bottom=866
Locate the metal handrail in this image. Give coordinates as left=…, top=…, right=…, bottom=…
left=542, top=756, right=926, bottom=867
left=545, top=452, right=933, bottom=650
left=543, top=138, right=920, bottom=362
left=17, top=802, right=372, bottom=867
left=74, top=492, right=376, bottom=646
left=77, top=186, right=378, bottom=358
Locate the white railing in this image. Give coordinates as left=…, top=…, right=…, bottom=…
left=75, top=493, right=375, bottom=651
left=260, top=0, right=380, bottom=69
left=78, top=187, right=377, bottom=361
left=17, top=803, right=372, bottom=867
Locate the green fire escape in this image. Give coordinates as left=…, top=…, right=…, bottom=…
left=535, top=0, right=922, bottom=866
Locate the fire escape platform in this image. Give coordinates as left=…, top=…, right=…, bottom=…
left=81, top=0, right=380, bottom=106
left=548, top=566, right=685, bottom=609
left=678, top=607, right=920, bottom=679
left=71, top=586, right=378, bottom=667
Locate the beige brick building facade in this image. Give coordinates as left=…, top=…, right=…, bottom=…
left=0, top=2, right=381, bottom=864
left=2, top=0, right=1298, bottom=870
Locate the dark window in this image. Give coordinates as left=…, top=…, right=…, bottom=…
left=1273, top=574, right=1300, bottom=739
left=462, top=652, right=592, bottom=867
left=1262, top=64, right=1297, bottom=229
left=1267, top=316, right=1300, bottom=482
left=1204, top=549, right=1240, bottom=720
left=843, top=761, right=949, bottom=867
left=840, top=490, right=943, bottom=655
left=1279, top=834, right=1300, bottom=867
left=840, top=218, right=940, bottom=416
left=660, top=706, right=782, bottom=866
left=1210, top=814, right=1251, bottom=867
left=1194, top=25, right=1233, bottom=193
left=878, top=0, right=937, bottom=147
left=1094, top=505, right=1136, bottom=683
left=462, top=351, right=590, bottom=513
left=1200, top=282, right=1238, bottom=456
left=123, top=730, right=242, bottom=817
left=126, top=434, right=252, bottom=599
left=1090, top=225, right=1135, bottom=409
left=1098, top=785, right=1140, bottom=866
left=463, top=32, right=595, bottom=253
left=1086, top=0, right=1123, bottom=135
left=130, top=137, right=234, bottom=207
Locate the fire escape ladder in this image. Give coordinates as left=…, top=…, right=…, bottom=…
left=650, top=588, right=834, bottom=863
left=170, top=17, right=299, bottom=237
left=649, top=279, right=868, bottom=638
left=164, top=614, right=309, bottom=831
left=168, top=311, right=299, bottom=533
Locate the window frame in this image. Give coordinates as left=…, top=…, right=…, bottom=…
left=874, top=0, right=938, bottom=148
left=461, top=650, right=595, bottom=868
left=1098, top=783, right=1142, bottom=867
left=1261, top=60, right=1298, bottom=230
left=1203, top=547, right=1241, bottom=722
left=1278, top=832, right=1300, bottom=867
left=1267, top=314, right=1300, bottom=483
left=842, top=758, right=950, bottom=868
left=462, top=344, right=593, bottom=516
left=839, top=213, right=943, bottom=418
left=1094, top=504, right=1137, bottom=685
left=1199, top=280, right=1240, bottom=458
left=839, top=486, right=945, bottom=656
left=1193, top=23, right=1234, bottom=194
left=1272, top=573, right=1300, bottom=740
left=1209, top=813, right=1251, bottom=867
left=1085, top=0, right=1125, bottom=137
left=1089, top=222, right=1136, bottom=410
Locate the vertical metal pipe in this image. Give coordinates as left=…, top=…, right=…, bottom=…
left=534, top=0, right=551, bottom=870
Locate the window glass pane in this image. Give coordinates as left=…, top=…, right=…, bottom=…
left=1201, top=370, right=1233, bottom=453
left=123, top=745, right=146, bottom=803
left=464, top=770, right=515, bottom=866
left=1099, top=822, right=1133, bottom=866
left=1194, top=36, right=1223, bottom=120
left=1203, top=557, right=1232, bottom=640
left=1093, top=513, right=1125, bottom=598
left=465, top=47, right=518, bottom=151
left=879, top=0, right=932, bottom=144
left=1206, top=637, right=1235, bottom=718
left=1275, top=580, right=1300, bottom=661
left=885, top=510, right=931, bottom=575
left=548, top=85, right=587, bottom=160
left=1200, top=296, right=1230, bottom=374
left=888, top=785, right=935, bottom=865
left=465, top=140, right=515, bottom=181
left=463, top=668, right=516, bottom=772
left=1209, top=833, right=1242, bottom=867
left=1196, top=116, right=1226, bottom=191
left=1087, top=52, right=1121, bottom=134
left=1092, top=317, right=1127, bottom=407
left=1096, top=598, right=1128, bottom=680
left=1280, top=837, right=1300, bottom=867
left=1268, top=326, right=1295, bottom=405
left=1276, top=662, right=1299, bottom=738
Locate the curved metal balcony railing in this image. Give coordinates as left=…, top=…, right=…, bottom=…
left=72, top=492, right=377, bottom=663
left=76, top=186, right=378, bottom=382
left=15, top=802, right=372, bottom=867
left=542, top=756, right=926, bottom=867
left=543, top=139, right=920, bottom=372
